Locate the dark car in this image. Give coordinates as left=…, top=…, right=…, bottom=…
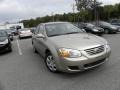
left=113, top=25, right=120, bottom=32
left=0, top=30, right=12, bottom=53
left=5, top=29, right=14, bottom=41
left=96, top=21, right=118, bottom=34
left=83, top=23, right=104, bottom=36
left=11, top=29, right=18, bottom=35
left=110, top=19, right=120, bottom=26
left=73, top=23, right=87, bottom=32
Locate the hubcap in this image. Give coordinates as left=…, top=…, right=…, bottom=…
left=46, top=55, right=57, bottom=71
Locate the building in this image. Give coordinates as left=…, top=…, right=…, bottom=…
left=0, top=23, right=24, bottom=30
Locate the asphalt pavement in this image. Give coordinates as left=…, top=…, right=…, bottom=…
left=0, top=34, right=120, bottom=90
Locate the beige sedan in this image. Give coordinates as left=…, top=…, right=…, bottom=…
left=32, top=22, right=111, bottom=73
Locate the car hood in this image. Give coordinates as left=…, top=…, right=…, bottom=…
left=103, top=24, right=117, bottom=30
left=49, top=33, right=107, bottom=50
left=94, top=27, right=103, bottom=30
left=0, top=37, right=7, bottom=43
left=113, top=25, right=120, bottom=28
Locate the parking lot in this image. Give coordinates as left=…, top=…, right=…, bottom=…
left=0, top=34, right=119, bottom=90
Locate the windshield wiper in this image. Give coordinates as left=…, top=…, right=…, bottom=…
left=48, top=32, right=80, bottom=37
left=65, top=32, right=80, bottom=34
left=49, top=34, right=65, bottom=37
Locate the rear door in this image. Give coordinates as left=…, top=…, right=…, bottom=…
left=36, top=25, right=47, bottom=56
left=32, top=26, right=40, bottom=50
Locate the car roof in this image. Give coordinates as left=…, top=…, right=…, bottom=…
left=41, top=22, right=69, bottom=25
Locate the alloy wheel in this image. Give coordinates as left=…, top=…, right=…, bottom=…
left=46, top=54, right=57, bottom=72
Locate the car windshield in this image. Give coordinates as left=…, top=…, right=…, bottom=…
left=45, top=23, right=84, bottom=37
left=0, top=30, right=7, bottom=37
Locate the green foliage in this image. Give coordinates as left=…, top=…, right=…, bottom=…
left=21, top=3, right=120, bottom=28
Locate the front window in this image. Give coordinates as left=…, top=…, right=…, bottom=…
left=45, top=23, right=84, bottom=37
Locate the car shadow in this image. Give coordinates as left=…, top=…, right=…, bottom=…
left=0, top=82, right=5, bottom=90
left=18, top=37, right=32, bottom=40
left=0, top=51, right=11, bottom=56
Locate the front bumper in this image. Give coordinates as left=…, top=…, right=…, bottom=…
left=56, top=47, right=111, bottom=73
left=92, top=30, right=104, bottom=35
left=0, top=43, right=11, bottom=53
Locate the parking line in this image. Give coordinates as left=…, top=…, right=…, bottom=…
left=16, top=39, right=22, bottom=56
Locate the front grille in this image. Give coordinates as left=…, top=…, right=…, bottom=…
left=84, top=59, right=106, bottom=68
left=68, top=66, right=79, bottom=70
left=85, top=45, right=104, bottom=55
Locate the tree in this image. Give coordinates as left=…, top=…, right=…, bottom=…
left=21, top=2, right=120, bottom=28
left=75, top=0, right=94, bottom=11
left=75, top=0, right=102, bottom=22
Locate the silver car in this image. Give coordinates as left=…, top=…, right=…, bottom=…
left=18, top=28, right=32, bottom=39
left=32, top=22, right=111, bottom=73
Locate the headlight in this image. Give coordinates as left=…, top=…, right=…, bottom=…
left=3, top=39, right=8, bottom=44
left=111, top=26, right=116, bottom=30
left=93, top=29, right=98, bottom=32
left=58, top=48, right=82, bottom=58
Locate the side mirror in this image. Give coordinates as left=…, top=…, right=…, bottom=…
left=36, top=33, right=45, bottom=38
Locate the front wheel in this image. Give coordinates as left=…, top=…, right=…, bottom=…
left=45, top=52, right=58, bottom=73
left=8, top=46, right=12, bottom=52
left=33, top=46, right=38, bottom=53
left=104, top=29, right=109, bottom=34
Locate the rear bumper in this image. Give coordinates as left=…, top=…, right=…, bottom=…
left=19, top=33, right=32, bottom=38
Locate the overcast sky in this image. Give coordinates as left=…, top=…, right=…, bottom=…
left=0, top=0, right=119, bottom=23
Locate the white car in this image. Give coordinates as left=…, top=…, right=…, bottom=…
left=18, top=28, right=32, bottom=39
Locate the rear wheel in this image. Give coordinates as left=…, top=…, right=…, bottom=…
left=45, top=52, right=58, bottom=73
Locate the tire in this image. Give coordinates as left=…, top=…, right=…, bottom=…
left=8, top=46, right=12, bottom=52
left=98, top=34, right=102, bottom=36
left=19, top=36, right=22, bottom=39
left=11, top=38, right=13, bottom=41
left=45, top=52, right=58, bottom=73
left=104, top=29, right=109, bottom=34
left=33, top=46, right=38, bottom=53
